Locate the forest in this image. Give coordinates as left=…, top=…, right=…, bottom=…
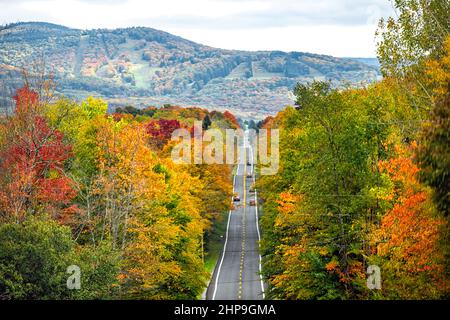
left=0, top=89, right=239, bottom=299
left=257, top=0, right=449, bottom=299
left=0, top=0, right=448, bottom=300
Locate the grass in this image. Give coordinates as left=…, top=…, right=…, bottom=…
left=198, top=210, right=229, bottom=299
left=204, top=210, right=229, bottom=275
left=201, top=167, right=236, bottom=300
left=204, top=167, right=236, bottom=275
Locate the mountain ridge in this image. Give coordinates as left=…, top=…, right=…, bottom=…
left=0, top=21, right=380, bottom=119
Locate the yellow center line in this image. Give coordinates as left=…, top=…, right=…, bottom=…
left=243, top=160, right=247, bottom=207
left=238, top=148, right=248, bottom=300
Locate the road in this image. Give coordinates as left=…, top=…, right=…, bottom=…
left=206, top=131, right=265, bottom=300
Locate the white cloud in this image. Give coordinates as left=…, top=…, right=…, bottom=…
left=167, top=25, right=379, bottom=57
left=0, top=0, right=395, bottom=57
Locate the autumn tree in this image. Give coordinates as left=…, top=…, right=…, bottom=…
left=223, top=110, right=240, bottom=129
left=0, top=86, right=77, bottom=223
left=91, top=119, right=208, bottom=298
left=257, top=76, right=450, bottom=299
left=146, top=119, right=181, bottom=148
left=259, top=81, right=384, bottom=299
left=415, top=37, right=450, bottom=215
left=377, top=0, right=449, bottom=79
left=369, top=143, right=448, bottom=299
left=0, top=83, right=235, bottom=299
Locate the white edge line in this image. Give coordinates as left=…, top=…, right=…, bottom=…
left=212, top=166, right=237, bottom=300
left=255, top=189, right=265, bottom=299
left=250, top=144, right=265, bottom=299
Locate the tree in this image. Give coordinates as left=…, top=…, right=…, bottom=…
left=247, top=119, right=257, bottom=130
left=416, top=38, right=450, bottom=215
left=202, top=114, right=212, bottom=130
left=146, top=119, right=181, bottom=148
left=377, top=0, right=450, bottom=78
left=0, top=218, right=75, bottom=299
left=0, top=84, right=233, bottom=299
left=223, top=111, right=240, bottom=129
left=0, top=217, right=119, bottom=300
left=0, top=86, right=77, bottom=224
left=45, top=97, right=108, bottom=179
left=370, top=143, right=448, bottom=299
left=257, top=78, right=450, bottom=299
left=91, top=120, right=208, bottom=299
left=259, top=81, right=384, bottom=299
left=93, top=121, right=166, bottom=248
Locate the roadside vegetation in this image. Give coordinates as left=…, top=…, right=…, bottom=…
left=258, top=0, right=449, bottom=299
left=0, top=91, right=236, bottom=299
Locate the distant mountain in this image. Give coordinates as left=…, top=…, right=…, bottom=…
left=347, top=57, right=380, bottom=69
left=0, top=22, right=380, bottom=119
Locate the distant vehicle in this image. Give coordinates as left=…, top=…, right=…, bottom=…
left=233, top=195, right=240, bottom=202
left=249, top=200, right=256, bottom=206
left=247, top=162, right=251, bottom=166
left=249, top=187, right=255, bottom=193
left=246, top=173, right=252, bottom=179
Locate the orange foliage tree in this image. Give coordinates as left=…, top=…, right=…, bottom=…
left=370, top=143, right=448, bottom=298
left=0, top=86, right=77, bottom=223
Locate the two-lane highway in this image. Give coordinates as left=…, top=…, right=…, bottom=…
left=206, top=132, right=265, bottom=300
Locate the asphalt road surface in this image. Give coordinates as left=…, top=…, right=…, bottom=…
left=206, top=132, right=265, bottom=300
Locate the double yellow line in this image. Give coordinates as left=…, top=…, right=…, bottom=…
left=243, top=160, right=247, bottom=208
left=238, top=149, right=248, bottom=300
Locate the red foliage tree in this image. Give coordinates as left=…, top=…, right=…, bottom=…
left=373, top=143, right=448, bottom=296
left=223, top=110, right=240, bottom=129
left=145, top=119, right=181, bottom=148
left=13, top=85, right=39, bottom=113
left=0, top=86, right=77, bottom=223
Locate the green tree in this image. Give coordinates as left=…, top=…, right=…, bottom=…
left=416, top=85, right=450, bottom=215
left=0, top=217, right=119, bottom=300
left=377, top=0, right=450, bottom=78
left=202, top=114, right=212, bottom=130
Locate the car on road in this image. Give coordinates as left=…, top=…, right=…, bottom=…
left=233, top=194, right=240, bottom=202
left=246, top=161, right=251, bottom=166
left=249, top=199, right=256, bottom=206
left=249, top=187, right=255, bottom=193
left=246, top=173, right=252, bottom=179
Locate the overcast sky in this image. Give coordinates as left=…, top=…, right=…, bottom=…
left=0, top=0, right=396, bottom=57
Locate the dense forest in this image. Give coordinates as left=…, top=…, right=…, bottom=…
left=257, top=0, right=449, bottom=299
left=0, top=90, right=239, bottom=299
left=0, top=0, right=449, bottom=301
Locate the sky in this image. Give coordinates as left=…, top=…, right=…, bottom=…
left=0, top=0, right=396, bottom=57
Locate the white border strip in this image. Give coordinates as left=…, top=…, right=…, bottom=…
left=250, top=145, right=265, bottom=299
left=212, top=167, right=237, bottom=300
left=254, top=189, right=265, bottom=299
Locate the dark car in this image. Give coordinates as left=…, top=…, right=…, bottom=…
left=233, top=195, right=240, bottom=202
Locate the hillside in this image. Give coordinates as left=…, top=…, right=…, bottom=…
left=0, top=22, right=380, bottom=118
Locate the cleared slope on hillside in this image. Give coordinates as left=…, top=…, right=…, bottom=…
left=0, top=22, right=380, bottom=118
